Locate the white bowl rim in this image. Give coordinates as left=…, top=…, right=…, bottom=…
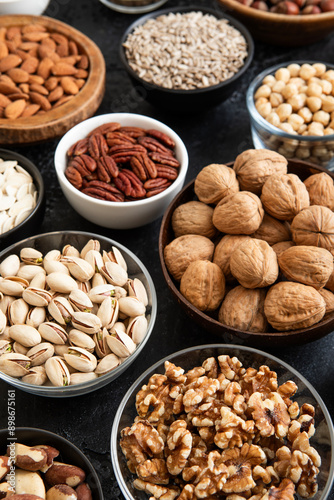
left=54, top=112, right=189, bottom=208
left=0, top=230, right=158, bottom=397
left=111, top=343, right=334, bottom=500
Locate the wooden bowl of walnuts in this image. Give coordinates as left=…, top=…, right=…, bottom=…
left=159, top=150, right=334, bottom=347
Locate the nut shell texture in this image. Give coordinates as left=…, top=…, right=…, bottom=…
left=194, top=163, right=239, bottom=205
left=278, top=245, right=333, bottom=289
left=251, top=213, right=291, bottom=246
left=218, top=286, right=268, bottom=333
left=213, top=191, right=264, bottom=234
left=180, top=260, right=225, bottom=312
left=264, top=281, right=326, bottom=331
left=233, top=149, right=288, bottom=195
left=213, top=235, right=251, bottom=283
left=261, top=174, right=310, bottom=221
left=291, top=205, right=334, bottom=250
left=171, top=201, right=216, bottom=239
left=230, top=238, right=279, bottom=288
left=304, top=172, right=334, bottom=210
left=164, top=235, right=214, bottom=281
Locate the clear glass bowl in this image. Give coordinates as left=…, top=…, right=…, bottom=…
left=0, top=231, right=157, bottom=397
left=99, top=0, right=168, bottom=14
left=111, top=344, right=334, bottom=500
left=246, top=61, right=334, bottom=171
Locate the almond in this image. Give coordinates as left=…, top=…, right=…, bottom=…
left=51, top=62, right=77, bottom=76
left=48, top=86, right=63, bottom=102
left=0, top=81, right=17, bottom=94
left=7, top=92, right=29, bottom=101
left=75, top=78, right=86, bottom=90
left=19, top=42, right=39, bottom=51
left=29, top=91, right=52, bottom=111
left=60, top=76, right=79, bottom=95
left=0, top=54, right=22, bottom=73
left=7, top=27, right=21, bottom=41
left=0, top=106, right=4, bottom=118
left=0, top=28, right=6, bottom=42
left=30, top=83, right=49, bottom=96
left=41, top=37, right=57, bottom=50
left=28, top=47, right=39, bottom=58
left=44, top=76, right=58, bottom=91
left=38, top=45, right=56, bottom=60
left=22, top=32, right=50, bottom=42
left=4, top=99, right=26, bottom=119
left=0, top=93, right=11, bottom=107
left=37, top=57, right=54, bottom=80
left=75, top=69, right=88, bottom=79
left=15, top=49, right=30, bottom=61
left=0, top=41, right=8, bottom=60
left=21, top=23, right=48, bottom=34
left=59, top=56, right=79, bottom=66
left=51, top=34, right=68, bottom=45
left=69, top=40, right=79, bottom=55
left=19, top=83, right=30, bottom=94
left=21, top=103, right=41, bottom=117
left=28, top=74, right=45, bottom=85
left=78, top=55, right=89, bottom=70
left=6, top=68, right=29, bottom=84
left=56, top=43, right=69, bottom=58
left=21, top=56, right=39, bottom=74
left=53, top=95, right=73, bottom=108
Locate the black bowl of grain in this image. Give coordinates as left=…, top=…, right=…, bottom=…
left=119, top=6, right=254, bottom=113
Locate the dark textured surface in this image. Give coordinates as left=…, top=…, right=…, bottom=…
left=0, top=0, right=334, bottom=498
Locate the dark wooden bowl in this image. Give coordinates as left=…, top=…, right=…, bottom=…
left=159, top=159, right=334, bottom=348
left=217, top=0, right=334, bottom=46
left=0, top=15, right=105, bottom=145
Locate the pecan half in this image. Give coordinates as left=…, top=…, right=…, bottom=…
left=138, top=136, right=173, bottom=155
left=106, top=131, right=137, bottom=147
left=147, top=129, right=175, bottom=149
left=119, top=126, right=147, bottom=138
left=67, top=138, right=89, bottom=157
left=97, top=155, right=119, bottom=182
left=149, top=152, right=180, bottom=168
left=114, top=170, right=146, bottom=199
left=87, top=122, right=121, bottom=136
left=130, top=153, right=157, bottom=181
left=65, top=165, right=83, bottom=189
left=88, top=133, right=108, bottom=160
left=156, top=165, right=178, bottom=180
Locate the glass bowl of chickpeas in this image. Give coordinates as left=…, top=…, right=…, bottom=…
left=246, top=61, right=334, bottom=171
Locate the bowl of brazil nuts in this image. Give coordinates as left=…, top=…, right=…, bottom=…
left=247, top=61, right=334, bottom=170
left=119, top=6, right=254, bottom=113
left=0, top=231, right=157, bottom=397
left=111, top=344, right=334, bottom=500
left=0, top=427, right=103, bottom=498
left=54, top=113, right=188, bottom=229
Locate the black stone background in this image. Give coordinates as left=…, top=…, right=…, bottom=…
left=0, top=0, right=334, bottom=497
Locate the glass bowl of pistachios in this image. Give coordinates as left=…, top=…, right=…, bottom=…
left=0, top=231, right=157, bottom=397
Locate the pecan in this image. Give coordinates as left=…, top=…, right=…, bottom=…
left=138, top=136, right=173, bottom=154
left=87, top=122, right=121, bottom=136
left=119, top=126, right=147, bottom=138
left=144, top=178, right=171, bottom=190
left=130, top=153, right=157, bottom=181
left=79, top=154, right=97, bottom=172
left=106, top=131, right=137, bottom=147
left=114, top=170, right=146, bottom=199
left=97, top=155, right=118, bottom=180
left=109, top=144, right=146, bottom=155
left=67, top=157, right=90, bottom=177
left=147, top=129, right=175, bottom=149
left=149, top=152, right=180, bottom=168
left=67, top=138, right=89, bottom=157
left=81, top=186, right=124, bottom=202
left=88, top=133, right=108, bottom=160
left=156, top=165, right=178, bottom=180
left=65, top=166, right=83, bottom=189
left=83, top=179, right=123, bottom=196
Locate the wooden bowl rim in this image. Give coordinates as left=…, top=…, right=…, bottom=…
left=0, top=14, right=106, bottom=143
left=218, top=0, right=334, bottom=23
left=159, top=159, right=334, bottom=343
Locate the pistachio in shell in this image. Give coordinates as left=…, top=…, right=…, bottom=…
left=171, top=201, right=217, bottom=239
left=194, top=163, right=239, bottom=205
left=212, top=191, right=264, bottom=235
left=304, top=172, right=334, bottom=210
left=233, top=149, right=288, bottom=195
left=278, top=245, right=333, bottom=289
left=230, top=238, right=279, bottom=289
left=264, top=281, right=326, bottom=331
left=218, top=286, right=268, bottom=333
left=164, top=235, right=214, bottom=281
left=180, top=260, right=225, bottom=312
left=261, top=173, right=310, bottom=221
left=291, top=205, right=334, bottom=250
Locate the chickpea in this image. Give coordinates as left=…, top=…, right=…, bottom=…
left=322, top=70, right=334, bottom=84
left=313, top=110, right=330, bottom=126
left=324, top=127, right=334, bottom=135
left=308, top=77, right=322, bottom=86
left=298, top=124, right=308, bottom=134
left=329, top=120, right=334, bottom=129
left=270, top=92, right=284, bottom=108
left=295, top=146, right=311, bottom=159
left=288, top=113, right=304, bottom=131
left=306, top=83, right=322, bottom=97
left=278, top=146, right=294, bottom=158
left=279, top=122, right=295, bottom=134
left=266, top=112, right=280, bottom=127
left=282, top=83, right=298, bottom=100
left=256, top=100, right=272, bottom=118
left=307, top=121, right=324, bottom=136
left=299, top=63, right=317, bottom=81
left=322, top=96, right=334, bottom=113
left=306, top=96, right=322, bottom=113
left=275, top=67, right=290, bottom=83
left=262, top=75, right=276, bottom=87
left=254, top=84, right=272, bottom=99
left=287, top=63, right=301, bottom=78
left=298, top=107, right=313, bottom=123
left=272, top=80, right=286, bottom=93
left=289, top=77, right=304, bottom=88
left=276, top=103, right=292, bottom=122
left=319, top=80, right=332, bottom=95
left=313, top=63, right=327, bottom=77
left=312, top=145, right=329, bottom=157
left=288, top=93, right=306, bottom=111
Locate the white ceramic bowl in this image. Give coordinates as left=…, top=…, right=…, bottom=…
left=54, top=113, right=189, bottom=229
left=0, top=0, right=50, bottom=15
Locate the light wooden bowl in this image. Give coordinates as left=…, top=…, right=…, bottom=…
left=0, top=15, right=106, bottom=145
left=217, top=0, right=334, bottom=45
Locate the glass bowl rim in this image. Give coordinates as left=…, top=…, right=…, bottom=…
left=111, top=342, right=334, bottom=500
left=246, top=60, right=334, bottom=143
left=0, top=230, right=157, bottom=397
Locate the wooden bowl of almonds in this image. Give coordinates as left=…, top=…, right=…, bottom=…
left=159, top=152, right=334, bottom=347
left=0, top=15, right=105, bottom=145
left=119, top=6, right=254, bottom=113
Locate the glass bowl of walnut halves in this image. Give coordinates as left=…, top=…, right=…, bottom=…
left=111, top=344, right=334, bottom=500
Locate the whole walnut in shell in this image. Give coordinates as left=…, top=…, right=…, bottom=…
left=264, top=281, right=326, bottom=331
left=230, top=238, right=279, bottom=289
left=213, top=191, right=264, bottom=235
left=291, top=205, right=334, bottom=250
left=171, top=201, right=216, bottom=239
left=213, top=235, right=251, bottom=283
left=194, top=164, right=239, bottom=205
left=233, top=149, right=288, bottom=195
left=261, top=174, right=310, bottom=221
left=304, top=172, right=334, bottom=210
left=251, top=213, right=291, bottom=246
left=218, top=286, right=268, bottom=333
left=272, top=241, right=295, bottom=257
left=278, top=246, right=333, bottom=290
left=180, top=260, right=225, bottom=312
left=164, top=235, right=214, bottom=281
left=319, top=288, right=334, bottom=319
